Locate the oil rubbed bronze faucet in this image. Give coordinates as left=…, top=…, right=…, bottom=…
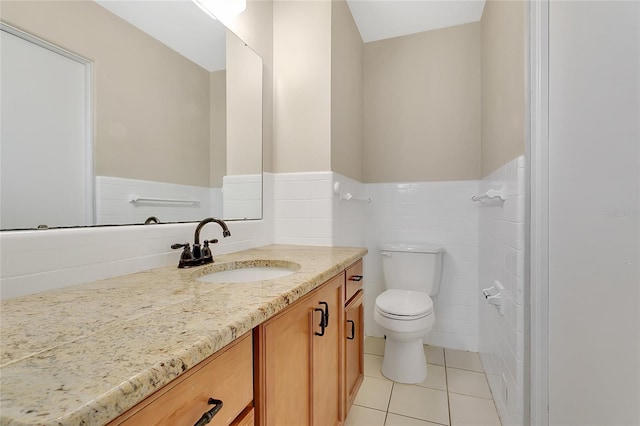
left=171, top=217, right=231, bottom=268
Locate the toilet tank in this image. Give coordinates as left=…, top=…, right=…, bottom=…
left=380, top=243, right=443, bottom=296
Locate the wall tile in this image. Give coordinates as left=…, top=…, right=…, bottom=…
left=95, top=176, right=218, bottom=225
left=364, top=179, right=480, bottom=352
left=0, top=178, right=275, bottom=300
left=478, top=155, right=526, bottom=426
left=272, top=172, right=336, bottom=246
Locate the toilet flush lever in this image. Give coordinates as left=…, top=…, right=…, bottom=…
left=380, top=252, right=392, bottom=257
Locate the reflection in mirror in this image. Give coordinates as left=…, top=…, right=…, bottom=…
left=0, top=0, right=262, bottom=230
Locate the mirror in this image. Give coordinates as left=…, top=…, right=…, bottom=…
left=0, top=0, right=263, bottom=230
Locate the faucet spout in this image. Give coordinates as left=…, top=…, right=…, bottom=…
left=194, top=217, right=231, bottom=246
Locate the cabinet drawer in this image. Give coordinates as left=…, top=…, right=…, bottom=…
left=345, top=259, right=364, bottom=304
left=110, top=333, right=253, bottom=426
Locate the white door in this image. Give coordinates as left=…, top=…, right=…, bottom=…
left=1, top=26, right=92, bottom=229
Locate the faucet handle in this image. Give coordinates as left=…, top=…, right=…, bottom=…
left=171, top=243, right=194, bottom=268
left=202, top=240, right=212, bottom=258
left=171, top=242, right=193, bottom=259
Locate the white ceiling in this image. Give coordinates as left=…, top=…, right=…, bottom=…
left=346, top=0, right=486, bottom=43
left=94, top=0, right=485, bottom=72
left=95, top=0, right=226, bottom=71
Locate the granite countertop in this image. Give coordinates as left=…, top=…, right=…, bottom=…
left=0, top=244, right=367, bottom=426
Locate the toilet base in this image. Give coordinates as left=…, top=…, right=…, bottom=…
left=381, top=337, right=428, bottom=384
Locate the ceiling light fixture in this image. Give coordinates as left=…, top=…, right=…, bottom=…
left=193, top=0, right=246, bottom=19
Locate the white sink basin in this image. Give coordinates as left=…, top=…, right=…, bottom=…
left=196, top=264, right=298, bottom=283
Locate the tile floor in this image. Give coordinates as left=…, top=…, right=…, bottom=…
left=345, top=337, right=502, bottom=426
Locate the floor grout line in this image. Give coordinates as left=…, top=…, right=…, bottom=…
left=351, top=338, right=501, bottom=426
left=444, top=348, right=453, bottom=426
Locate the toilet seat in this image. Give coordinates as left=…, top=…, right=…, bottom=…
left=375, top=289, right=433, bottom=320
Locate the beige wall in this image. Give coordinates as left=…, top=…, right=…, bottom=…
left=217, top=0, right=274, bottom=174
left=1, top=1, right=211, bottom=187
left=363, top=22, right=481, bottom=183
left=480, top=0, right=526, bottom=177
left=210, top=70, right=227, bottom=188
left=226, top=30, right=263, bottom=176
left=331, top=0, right=364, bottom=181
left=272, top=0, right=332, bottom=173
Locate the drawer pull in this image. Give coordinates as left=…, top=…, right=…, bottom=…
left=314, top=308, right=326, bottom=336
left=194, top=398, right=223, bottom=426
left=319, top=301, right=329, bottom=327
left=349, top=275, right=363, bottom=282
left=346, top=320, right=356, bottom=340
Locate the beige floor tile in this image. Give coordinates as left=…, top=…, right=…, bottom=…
left=364, top=353, right=386, bottom=379
left=385, top=413, right=444, bottom=426
left=415, top=364, right=446, bottom=391
left=354, top=376, right=394, bottom=411
left=424, top=345, right=445, bottom=366
left=388, top=384, right=450, bottom=425
left=365, top=336, right=386, bottom=356
left=444, top=349, right=483, bottom=372
left=447, top=368, right=492, bottom=399
left=449, top=393, right=501, bottom=426
left=345, top=405, right=387, bottom=426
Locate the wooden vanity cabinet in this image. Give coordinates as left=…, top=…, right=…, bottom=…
left=254, top=273, right=345, bottom=426
left=108, top=332, right=253, bottom=426
left=343, top=260, right=365, bottom=419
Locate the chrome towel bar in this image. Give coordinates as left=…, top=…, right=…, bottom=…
left=129, top=195, right=200, bottom=205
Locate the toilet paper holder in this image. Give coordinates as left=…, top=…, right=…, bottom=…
left=482, top=281, right=505, bottom=311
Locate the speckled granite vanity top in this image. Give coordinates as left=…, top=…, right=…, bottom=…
left=0, top=245, right=367, bottom=426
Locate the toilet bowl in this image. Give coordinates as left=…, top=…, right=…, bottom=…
left=374, top=289, right=434, bottom=383
left=374, top=243, right=443, bottom=384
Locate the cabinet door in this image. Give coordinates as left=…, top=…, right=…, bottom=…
left=256, top=273, right=345, bottom=426
left=311, top=274, right=344, bottom=426
left=259, top=294, right=314, bottom=426
left=344, top=290, right=364, bottom=416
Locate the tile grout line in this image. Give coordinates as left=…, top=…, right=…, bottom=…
left=484, top=368, right=504, bottom=426
left=384, top=382, right=394, bottom=425
left=356, top=339, right=501, bottom=426
left=444, top=349, right=453, bottom=426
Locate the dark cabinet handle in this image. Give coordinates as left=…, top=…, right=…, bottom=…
left=349, top=275, right=363, bottom=282
left=319, top=301, right=329, bottom=328
left=194, top=398, right=223, bottom=426
left=314, top=308, right=326, bottom=336
left=346, top=320, right=356, bottom=340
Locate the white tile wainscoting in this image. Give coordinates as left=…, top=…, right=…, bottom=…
left=0, top=174, right=275, bottom=300
left=478, top=155, right=526, bottom=426
left=272, top=171, right=366, bottom=247
left=95, top=176, right=222, bottom=225
left=222, top=174, right=262, bottom=220
left=273, top=172, right=335, bottom=246
left=363, top=180, right=481, bottom=352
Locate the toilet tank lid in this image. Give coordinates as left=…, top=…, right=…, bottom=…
left=379, top=243, right=443, bottom=254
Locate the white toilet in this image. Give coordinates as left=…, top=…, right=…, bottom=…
left=374, top=243, right=443, bottom=384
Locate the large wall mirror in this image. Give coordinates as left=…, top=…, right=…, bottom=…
left=0, top=0, right=263, bottom=231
